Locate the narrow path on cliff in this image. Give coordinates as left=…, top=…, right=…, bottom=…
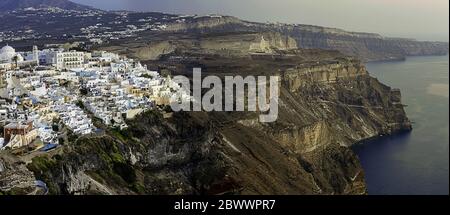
left=315, top=99, right=384, bottom=110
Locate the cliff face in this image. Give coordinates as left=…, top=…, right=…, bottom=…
left=160, top=16, right=449, bottom=61
left=103, top=32, right=298, bottom=61
left=24, top=111, right=227, bottom=195
left=164, top=16, right=250, bottom=33
left=278, top=59, right=411, bottom=148
left=2, top=53, right=411, bottom=195
left=0, top=153, right=39, bottom=195
left=200, top=31, right=297, bottom=54
left=280, top=25, right=449, bottom=61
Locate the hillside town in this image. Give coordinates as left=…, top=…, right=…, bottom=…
left=0, top=44, right=190, bottom=153
left=0, top=7, right=191, bottom=45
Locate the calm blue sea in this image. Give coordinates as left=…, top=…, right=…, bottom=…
left=353, top=55, right=449, bottom=195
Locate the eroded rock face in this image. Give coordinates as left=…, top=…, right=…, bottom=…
left=200, top=32, right=297, bottom=54
left=105, top=32, right=298, bottom=61
left=208, top=57, right=410, bottom=194
left=164, top=16, right=248, bottom=33
left=284, top=26, right=449, bottom=61
left=133, top=41, right=177, bottom=61
left=0, top=154, right=37, bottom=195
left=159, top=15, right=448, bottom=61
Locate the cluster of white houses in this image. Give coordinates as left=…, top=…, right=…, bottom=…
left=0, top=44, right=190, bottom=151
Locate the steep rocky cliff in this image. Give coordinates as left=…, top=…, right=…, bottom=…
left=2, top=51, right=411, bottom=195
left=277, top=25, right=449, bottom=61
left=102, top=31, right=298, bottom=61
left=159, top=15, right=448, bottom=61
left=0, top=153, right=39, bottom=195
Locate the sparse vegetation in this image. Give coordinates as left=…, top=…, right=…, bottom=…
left=27, top=156, right=59, bottom=194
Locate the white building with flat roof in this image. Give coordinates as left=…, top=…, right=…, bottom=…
left=55, top=50, right=85, bottom=70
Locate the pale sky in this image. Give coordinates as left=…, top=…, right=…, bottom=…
left=72, top=0, right=449, bottom=42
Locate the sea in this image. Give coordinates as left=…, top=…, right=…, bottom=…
left=353, top=55, right=449, bottom=195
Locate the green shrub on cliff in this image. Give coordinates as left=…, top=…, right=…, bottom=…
left=27, top=156, right=59, bottom=195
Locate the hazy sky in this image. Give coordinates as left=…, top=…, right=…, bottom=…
left=72, top=0, right=449, bottom=41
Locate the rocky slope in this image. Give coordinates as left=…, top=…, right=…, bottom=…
left=102, top=31, right=298, bottom=61
left=0, top=49, right=412, bottom=195
left=0, top=153, right=39, bottom=195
